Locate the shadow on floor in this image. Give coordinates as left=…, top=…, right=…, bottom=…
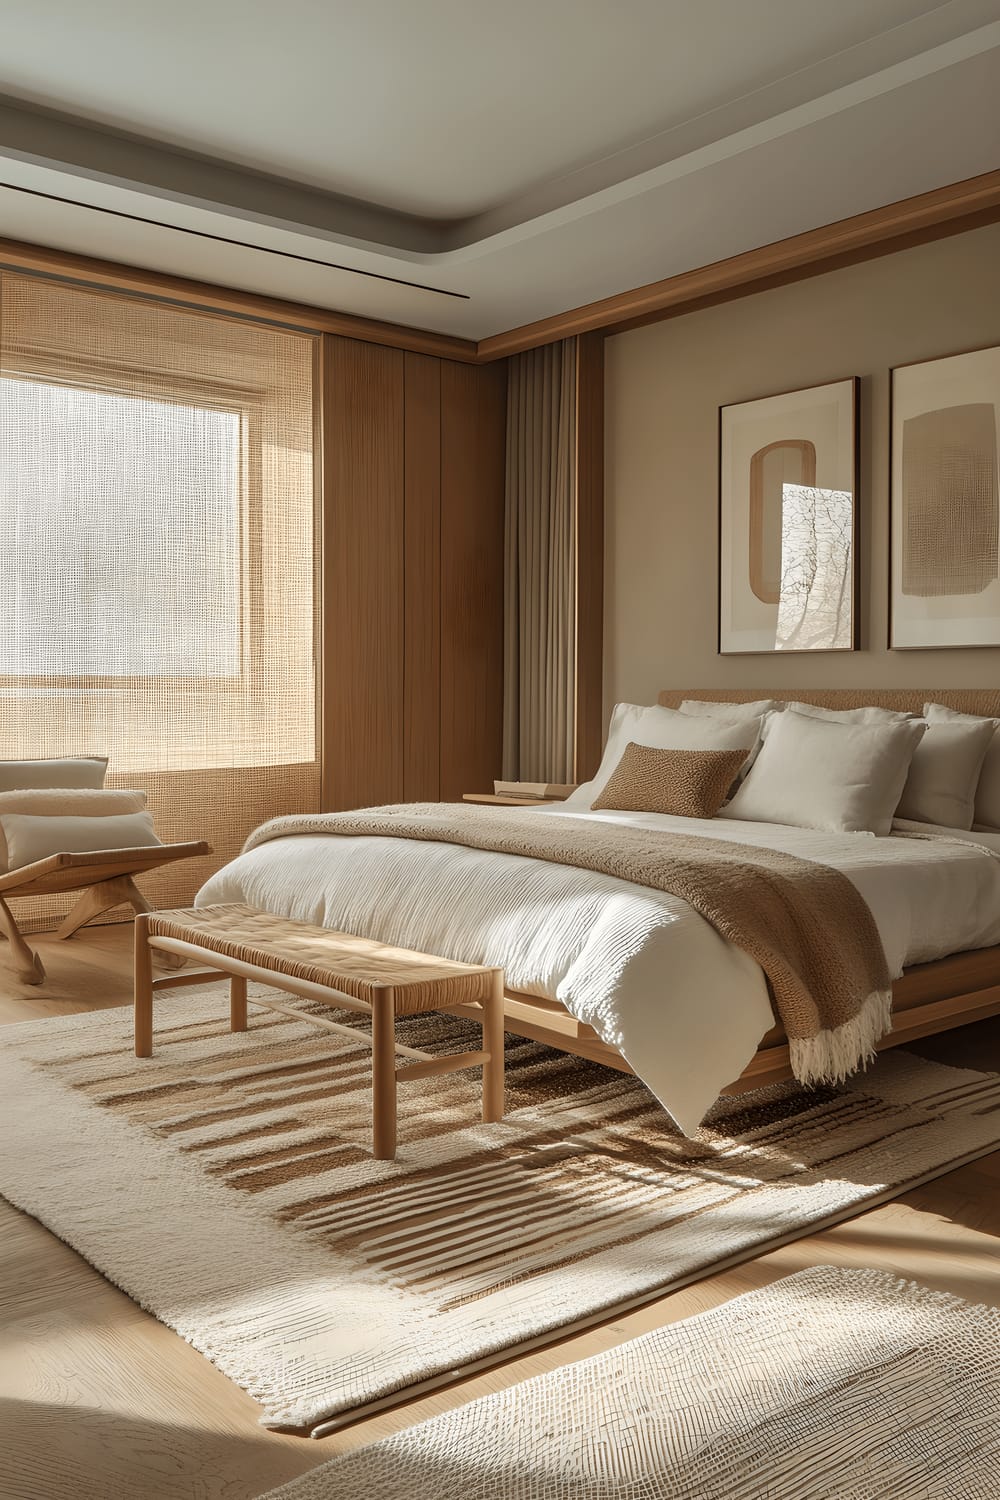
left=0, top=1396, right=321, bottom=1500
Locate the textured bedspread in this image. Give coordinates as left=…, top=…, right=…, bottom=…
left=198, top=806, right=1000, bottom=1132
left=242, top=805, right=892, bottom=1090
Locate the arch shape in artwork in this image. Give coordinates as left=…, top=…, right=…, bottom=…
left=748, top=438, right=817, bottom=604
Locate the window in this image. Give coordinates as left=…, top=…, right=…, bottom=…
left=1, top=377, right=242, bottom=679
left=0, top=270, right=319, bottom=918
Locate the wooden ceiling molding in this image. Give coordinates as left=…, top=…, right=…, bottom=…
left=475, top=166, right=1000, bottom=359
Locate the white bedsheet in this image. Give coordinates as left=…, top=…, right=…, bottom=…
left=196, top=808, right=1000, bottom=1134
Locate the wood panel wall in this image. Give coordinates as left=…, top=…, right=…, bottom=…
left=402, top=353, right=442, bottom=801
left=440, top=361, right=508, bottom=800
left=322, top=336, right=507, bottom=809
left=322, top=338, right=404, bottom=810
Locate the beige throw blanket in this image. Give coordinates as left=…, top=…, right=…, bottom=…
left=244, top=805, right=892, bottom=1087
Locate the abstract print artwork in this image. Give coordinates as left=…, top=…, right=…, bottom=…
left=719, top=379, right=859, bottom=654
left=891, top=344, right=1000, bottom=648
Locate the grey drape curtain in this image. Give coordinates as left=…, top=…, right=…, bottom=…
left=503, top=337, right=577, bottom=782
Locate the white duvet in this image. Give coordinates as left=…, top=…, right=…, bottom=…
left=197, top=808, right=1000, bottom=1134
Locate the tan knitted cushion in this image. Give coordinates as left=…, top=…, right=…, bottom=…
left=592, top=743, right=749, bottom=818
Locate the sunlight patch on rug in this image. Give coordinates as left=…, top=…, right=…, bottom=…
left=259, top=1267, right=1000, bottom=1497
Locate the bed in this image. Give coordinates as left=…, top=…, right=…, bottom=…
left=197, top=688, right=1000, bottom=1135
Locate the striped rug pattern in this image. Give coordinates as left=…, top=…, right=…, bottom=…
left=259, top=1266, right=1000, bottom=1499
left=1, top=985, right=999, bottom=1430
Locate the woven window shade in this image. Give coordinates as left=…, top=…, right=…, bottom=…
left=0, top=272, right=320, bottom=928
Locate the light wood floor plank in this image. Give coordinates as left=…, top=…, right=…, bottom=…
left=1, top=923, right=998, bottom=1498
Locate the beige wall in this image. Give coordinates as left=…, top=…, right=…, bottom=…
left=605, top=221, right=1000, bottom=716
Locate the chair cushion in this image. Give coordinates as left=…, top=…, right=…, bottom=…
left=0, top=810, right=160, bottom=872
left=0, top=756, right=108, bottom=792
left=0, top=789, right=147, bottom=872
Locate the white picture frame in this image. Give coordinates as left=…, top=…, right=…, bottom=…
left=891, top=344, right=1000, bottom=650
left=718, top=378, right=859, bottom=655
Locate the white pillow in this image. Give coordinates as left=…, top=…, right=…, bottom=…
left=678, top=699, right=783, bottom=720
left=924, top=703, right=1000, bottom=829
left=782, top=702, right=913, bottom=725
left=0, top=810, right=160, bottom=872
left=721, top=709, right=925, bottom=835
left=0, top=756, right=108, bottom=792
left=0, top=789, right=147, bottom=873
left=566, top=703, right=763, bottom=810
left=895, top=718, right=994, bottom=829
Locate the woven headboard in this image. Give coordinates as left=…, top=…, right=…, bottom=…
left=657, top=688, right=1000, bottom=718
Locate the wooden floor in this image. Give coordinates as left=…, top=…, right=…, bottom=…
left=2, top=923, right=999, bottom=1500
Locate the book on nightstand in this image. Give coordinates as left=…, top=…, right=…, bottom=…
left=493, top=780, right=576, bottom=801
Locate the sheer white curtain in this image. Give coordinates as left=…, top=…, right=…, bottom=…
left=503, top=338, right=577, bottom=782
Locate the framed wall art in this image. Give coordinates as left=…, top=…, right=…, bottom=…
left=718, top=378, right=859, bottom=655
left=891, top=343, right=1000, bottom=649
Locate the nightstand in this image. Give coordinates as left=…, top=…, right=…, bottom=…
left=462, top=793, right=562, bottom=807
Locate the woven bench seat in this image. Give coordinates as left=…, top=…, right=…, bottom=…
left=133, top=903, right=505, bottom=1160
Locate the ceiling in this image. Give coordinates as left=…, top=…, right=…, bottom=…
left=0, top=0, right=998, bottom=340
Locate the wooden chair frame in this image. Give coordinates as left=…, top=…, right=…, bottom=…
left=0, top=841, right=210, bottom=985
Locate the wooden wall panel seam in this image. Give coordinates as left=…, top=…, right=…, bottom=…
left=402, top=352, right=442, bottom=801
left=438, top=377, right=444, bottom=801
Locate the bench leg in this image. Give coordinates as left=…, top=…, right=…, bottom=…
left=230, top=975, right=248, bottom=1032
left=371, top=988, right=397, bottom=1161
left=134, top=913, right=154, bottom=1057
left=129, top=884, right=187, bottom=973
left=482, top=970, right=505, bottom=1124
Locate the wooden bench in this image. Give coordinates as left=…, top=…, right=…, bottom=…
left=133, top=903, right=506, bottom=1160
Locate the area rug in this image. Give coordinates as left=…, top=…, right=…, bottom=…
left=257, top=1266, right=1000, bottom=1498
left=2, top=988, right=999, bottom=1432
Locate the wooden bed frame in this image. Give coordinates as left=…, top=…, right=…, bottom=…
left=454, top=688, right=1000, bottom=1095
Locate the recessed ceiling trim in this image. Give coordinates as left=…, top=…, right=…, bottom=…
left=0, top=177, right=469, bottom=298
left=449, top=4, right=1000, bottom=251
left=446, top=18, right=1000, bottom=262
left=0, top=93, right=447, bottom=256
left=1, top=16, right=997, bottom=267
